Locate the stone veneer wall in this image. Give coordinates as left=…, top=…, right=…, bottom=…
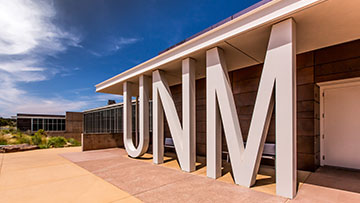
left=65, top=112, right=83, bottom=141
left=82, top=133, right=124, bottom=151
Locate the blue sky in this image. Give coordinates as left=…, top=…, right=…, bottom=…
left=0, top=0, right=259, bottom=117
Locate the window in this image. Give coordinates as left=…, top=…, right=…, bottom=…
left=83, top=102, right=153, bottom=134
left=39, top=119, right=43, bottom=130
left=61, top=119, right=66, bottom=131
left=44, top=119, right=48, bottom=131
left=48, top=119, right=53, bottom=131
left=84, top=105, right=123, bottom=134
left=32, top=118, right=38, bottom=131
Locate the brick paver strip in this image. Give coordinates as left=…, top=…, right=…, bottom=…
left=62, top=148, right=286, bottom=203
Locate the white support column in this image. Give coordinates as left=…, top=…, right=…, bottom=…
left=139, top=75, right=150, bottom=156
left=152, top=58, right=196, bottom=172
left=153, top=72, right=164, bottom=164
left=31, top=118, right=33, bottom=133
left=206, top=88, right=222, bottom=178
left=272, top=19, right=297, bottom=199
left=123, top=76, right=150, bottom=158
left=123, top=81, right=133, bottom=156
left=182, top=58, right=196, bottom=172
left=135, top=96, right=139, bottom=146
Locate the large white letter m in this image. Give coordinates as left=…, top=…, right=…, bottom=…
left=206, top=19, right=297, bottom=198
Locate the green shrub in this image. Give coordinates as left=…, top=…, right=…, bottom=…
left=38, top=144, right=50, bottom=149
left=2, top=129, right=10, bottom=134
left=32, top=134, right=43, bottom=145
left=8, top=128, right=17, bottom=134
left=68, top=138, right=81, bottom=146
left=32, top=129, right=47, bottom=145
left=36, top=129, right=46, bottom=137
left=0, top=117, right=15, bottom=127
left=48, top=136, right=67, bottom=148
left=15, top=132, right=32, bottom=144
left=0, top=135, right=7, bottom=145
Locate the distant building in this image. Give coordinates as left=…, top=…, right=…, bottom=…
left=16, top=113, right=66, bottom=132
left=15, top=112, right=83, bottom=141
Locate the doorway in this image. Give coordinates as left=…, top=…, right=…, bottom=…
left=320, top=78, right=360, bottom=170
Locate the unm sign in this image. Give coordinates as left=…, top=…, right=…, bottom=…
left=123, top=19, right=296, bottom=199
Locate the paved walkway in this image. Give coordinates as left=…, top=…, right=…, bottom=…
left=62, top=148, right=360, bottom=203
left=62, top=148, right=287, bottom=203
left=0, top=147, right=140, bottom=203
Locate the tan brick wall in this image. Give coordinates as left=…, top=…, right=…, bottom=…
left=66, top=112, right=83, bottom=133
left=63, top=133, right=81, bottom=142
left=82, top=133, right=124, bottom=151
left=47, top=131, right=66, bottom=138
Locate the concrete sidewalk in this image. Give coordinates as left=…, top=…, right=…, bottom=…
left=0, top=147, right=140, bottom=203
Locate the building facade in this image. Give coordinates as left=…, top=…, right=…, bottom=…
left=16, top=114, right=66, bottom=132
left=17, top=112, right=83, bottom=141
left=84, top=0, right=360, bottom=198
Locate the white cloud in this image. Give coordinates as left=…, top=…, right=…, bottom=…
left=0, top=0, right=83, bottom=117
left=94, top=94, right=123, bottom=102
left=0, top=78, right=24, bottom=104
left=0, top=0, right=80, bottom=55
left=0, top=0, right=133, bottom=118
left=90, top=37, right=140, bottom=57
left=0, top=59, right=44, bottom=73
left=0, top=96, right=87, bottom=117
left=111, top=37, right=140, bottom=52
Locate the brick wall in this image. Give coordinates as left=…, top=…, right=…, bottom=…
left=65, top=112, right=83, bottom=134
left=82, top=133, right=123, bottom=151
left=295, top=52, right=320, bottom=171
